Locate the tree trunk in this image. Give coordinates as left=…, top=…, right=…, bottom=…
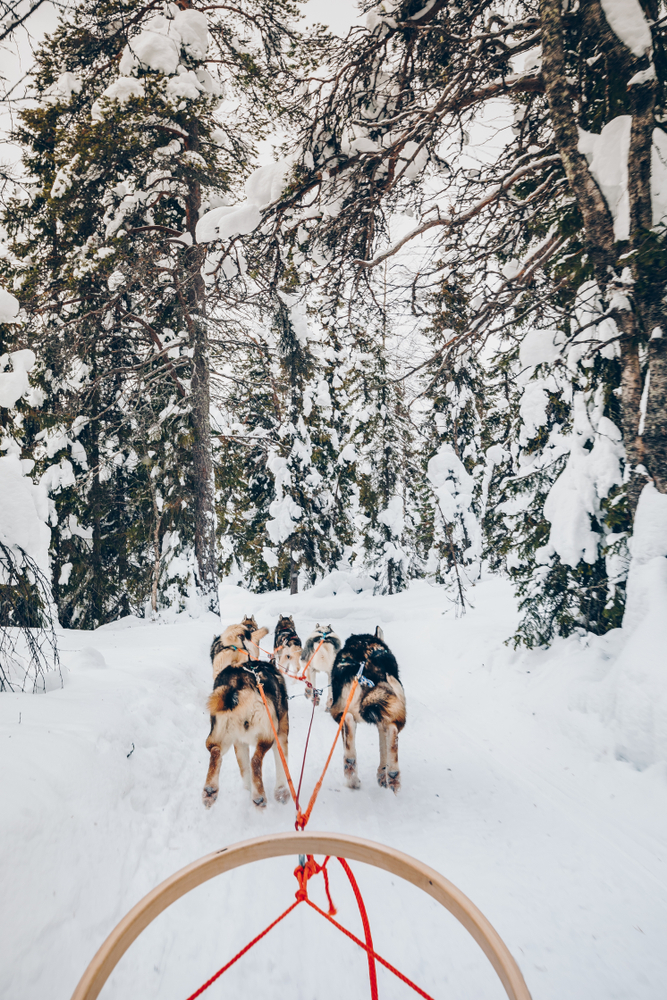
left=183, top=124, right=219, bottom=614
left=189, top=310, right=219, bottom=611
left=149, top=481, right=162, bottom=618
left=539, top=0, right=616, bottom=279
left=644, top=337, right=667, bottom=491
left=541, top=0, right=667, bottom=501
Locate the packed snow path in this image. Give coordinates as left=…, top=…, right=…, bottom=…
left=1, top=577, right=666, bottom=1000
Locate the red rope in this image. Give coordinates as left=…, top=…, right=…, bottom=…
left=184, top=854, right=435, bottom=1000
left=338, top=857, right=378, bottom=1000
left=304, top=896, right=436, bottom=1000
left=297, top=636, right=325, bottom=680
left=184, top=898, right=300, bottom=1000
left=295, top=696, right=317, bottom=813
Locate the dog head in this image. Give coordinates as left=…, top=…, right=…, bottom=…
left=274, top=615, right=301, bottom=672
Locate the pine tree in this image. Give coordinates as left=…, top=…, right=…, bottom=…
left=2, top=0, right=302, bottom=622
left=215, top=296, right=357, bottom=592
left=346, top=335, right=422, bottom=593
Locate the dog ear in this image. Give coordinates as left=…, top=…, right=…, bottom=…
left=327, top=625, right=332, bottom=632
left=375, top=625, right=384, bottom=641
left=315, top=623, right=320, bottom=630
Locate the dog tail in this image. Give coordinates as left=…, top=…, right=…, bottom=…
left=207, top=687, right=239, bottom=714
left=359, top=678, right=406, bottom=728
left=249, top=626, right=269, bottom=646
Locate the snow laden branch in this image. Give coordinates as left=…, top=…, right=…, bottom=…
left=353, top=154, right=562, bottom=268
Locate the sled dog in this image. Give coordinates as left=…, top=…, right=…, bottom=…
left=301, top=624, right=341, bottom=707
left=273, top=614, right=302, bottom=674
left=203, top=659, right=290, bottom=809
left=210, top=615, right=269, bottom=680
left=329, top=626, right=406, bottom=792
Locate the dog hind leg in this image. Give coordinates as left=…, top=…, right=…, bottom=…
left=250, top=740, right=272, bottom=807
left=307, top=665, right=320, bottom=706
left=272, top=723, right=290, bottom=804
left=385, top=722, right=400, bottom=793
left=377, top=723, right=389, bottom=788
left=234, top=743, right=251, bottom=790
left=343, top=716, right=360, bottom=789
left=203, top=725, right=232, bottom=808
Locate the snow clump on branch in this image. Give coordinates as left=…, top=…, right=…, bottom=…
left=91, top=6, right=218, bottom=122
left=196, top=161, right=291, bottom=243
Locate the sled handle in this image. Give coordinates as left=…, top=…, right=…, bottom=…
left=70, top=830, right=532, bottom=1000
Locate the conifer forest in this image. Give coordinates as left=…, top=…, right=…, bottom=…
left=1, top=0, right=667, bottom=652
left=3, top=5, right=667, bottom=1000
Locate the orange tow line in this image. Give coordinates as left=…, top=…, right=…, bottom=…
left=254, top=669, right=360, bottom=831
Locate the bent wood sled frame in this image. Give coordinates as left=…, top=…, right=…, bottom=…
left=70, top=830, right=532, bottom=1000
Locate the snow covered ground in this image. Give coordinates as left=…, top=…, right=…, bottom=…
left=1, top=574, right=666, bottom=1000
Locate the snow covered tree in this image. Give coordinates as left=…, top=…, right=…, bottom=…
left=2, top=0, right=302, bottom=622
left=222, top=0, right=667, bottom=637
left=341, top=333, right=423, bottom=593
left=215, top=296, right=357, bottom=591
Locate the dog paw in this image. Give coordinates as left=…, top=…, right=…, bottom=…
left=387, top=770, right=400, bottom=793
left=202, top=786, right=218, bottom=808
left=274, top=785, right=290, bottom=804
left=252, top=795, right=267, bottom=808
left=377, top=768, right=388, bottom=788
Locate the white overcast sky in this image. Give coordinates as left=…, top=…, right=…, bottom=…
left=302, top=0, right=362, bottom=35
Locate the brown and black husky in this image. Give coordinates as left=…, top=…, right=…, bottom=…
left=329, top=626, right=406, bottom=793
left=273, top=614, right=302, bottom=674
left=202, top=659, right=290, bottom=809
left=210, top=615, right=269, bottom=680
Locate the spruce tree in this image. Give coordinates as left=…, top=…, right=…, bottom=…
left=2, top=0, right=301, bottom=622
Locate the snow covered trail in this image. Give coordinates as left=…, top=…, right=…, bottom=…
left=1, top=577, right=666, bottom=1000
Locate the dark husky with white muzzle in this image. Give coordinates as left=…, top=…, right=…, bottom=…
left=329, top=626, right=406, bottom=792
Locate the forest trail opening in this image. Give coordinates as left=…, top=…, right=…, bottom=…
left=1, top=577, right=666, bottom=1000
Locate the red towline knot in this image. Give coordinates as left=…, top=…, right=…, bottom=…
left=294, top=855, right=337, bottom=915
left=295, top=810, right=307, bottom=831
